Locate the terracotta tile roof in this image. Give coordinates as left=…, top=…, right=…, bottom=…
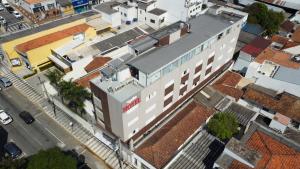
left=84, top=57, right=111, bottom=73
left=229, top=131, right=300, bottom=169
left=255, top=47, right=300, bottom=69
left=135, top=101, right=214, bottom=169
left=15, top=24, right=90, bottom=53
left=25, top=0, right=45, bottom=4
left=241, top=37, right=272, bottom=57
left=280, top=20, right=295, bottom=32
left=274, top=113, right=291, bottom=126
left=292, top=27, right=300, bottom=43
left=243, top=85, right=300, bottom=122
left=75, top=71, right=100, bottom=88
left=271, top=35, right=299, bottom=49
left=212, top=71, right=243, bottom=100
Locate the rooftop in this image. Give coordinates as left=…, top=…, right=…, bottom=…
left=15, top=24, right=90, bottom=53
left=137, top=1, right=156, bottom=10
left=242, top=23, right=264, bottom=36
left=224, top=102, right=256, bottom=126
left=280, top=20, right=295, bottom=32
left=93, top=1, right=120, bottom=14
left=292, top=26, right=300, bottom=43
left=148, top=8, right=167, bottom=16
left=193, top=86, right=227, bottom=108
left=255, top=48, right=300, bottom=69
left=84, top=56, right=112, bottom=73
left=167, top=131, right=224, bottom=169
left=128, top=12, right=243, bottom=74
left=92, top=27, right=144, bottom=53
left=75, top=71, right=101, bottom=88
left=135, top=101, right=214, bottom=169
left=271, top=35, right=299, bottom=49
left=212, top=71, right=244, bottom=100
left=273, top=66, right=300, bottom=85
left=229, top=130, right=300, bottom=169
left=243, top=84, right=300, bottom=122
left=241, top=37, right=272, bottom=57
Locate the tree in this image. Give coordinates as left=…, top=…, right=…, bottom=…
left=207, top=112, right=239, bottom=140
left=0, top=158, right=27, bottom=169
left=45, top=69, right=63, bottom=86
left=245, top=3, right=284, bottom=36
left=26, top=147, right=76, bottom=169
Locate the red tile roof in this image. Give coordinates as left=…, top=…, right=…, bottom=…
left=241, top=37, right=271, bottom=57
left=271, top=35, right=299, bottom=49
left=230, top=131, right=300, bottom=169
left=75, top=71, right=100, bottom=88
left=135, top=101, right=214, bottom=169
left=84, top=56, right=111, bottom=73
left=292, top=27, right=300, bottom=43
left=15, top=24, right=90, bottom=53
left=255, top=47, right=300, bottom=69
left=280, top=20, right=295, bottom=32
left=243, top=86, right=300, bottom=122
left=212, top=71, right=243, bottom=100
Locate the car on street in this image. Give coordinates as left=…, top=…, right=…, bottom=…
left=5, top=6, right=14, bottom=14
left=0, top=16, right=6, bottom=24
left=0, top=5, right=4, bottom=11
left=4, top=142, right=22, bottom=159
left=13, top=11, right=22, bottom=19
left=3, top=3, right=9, bottom=8
left=0, top=110, right=12, bottom=125
left=19, top=111, right=34, bottom=124
left=0, top=76, right=12, bottom=88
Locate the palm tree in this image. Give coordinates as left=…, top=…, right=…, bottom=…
left=45, top=69, right=63, bottom=86
left=57, top=80, right=74, bottom=103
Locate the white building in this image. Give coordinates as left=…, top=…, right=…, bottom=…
left=157, top=0, right=208, bottom=23
left=20, top=0, right=57, bottom=13
left=146, top=8, right=167, bottom=29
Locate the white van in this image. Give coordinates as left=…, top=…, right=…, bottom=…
left=2, top=0, right=9, bottom=8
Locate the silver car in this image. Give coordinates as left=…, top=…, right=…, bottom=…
left=0, top=16, right=6, bottom=24
left=0, top=76, right=12, bottom=87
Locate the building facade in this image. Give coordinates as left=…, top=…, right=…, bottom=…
left=90, top=8, right=247, bottom=144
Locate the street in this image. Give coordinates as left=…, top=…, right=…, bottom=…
left=0, top=86, right=109, bottom=169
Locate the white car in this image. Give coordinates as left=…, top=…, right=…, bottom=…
left=3, top=3, right=9, bottom=8
left=13, top=11, right=22, bottom=19
left=0, top=16, right=6, bottom=24
left=0, top=5, right=4, bottom=11
left=0, top=110, right=12, bottom=125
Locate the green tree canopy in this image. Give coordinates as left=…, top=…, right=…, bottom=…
left=207, top=112, right=239, bottom=140
left=45, top=69, right=63, bottom=86
left=245, top=2, right=284, bottom=36
left=26, top=147, right=76, bottom=169
left=0, top=158, right=27, bottom=169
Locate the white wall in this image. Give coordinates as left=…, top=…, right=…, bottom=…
left=63, top=55, right=94, bottom=81
left=117, top=6, right=137, bottom=23
left=101, top=12, right=121, bottom=28
left=269, top=120, right=287, bottom=133
left=146, top=12, right=167, bottom=30
left=137, top=2, right=157, bottom=22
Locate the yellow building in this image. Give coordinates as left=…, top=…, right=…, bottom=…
left=2, top=19, right=96, bottom=72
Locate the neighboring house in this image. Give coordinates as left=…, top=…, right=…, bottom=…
left=157, top=0, right=208, bottom=23
left=71, top=0, right=89, bottom=13
left=90, top=7, right=246, bottom=153
left=92, top=1, right=122, bottom=28
left=56, top=0, right=74, bottom=15
left=242, top=23, right=264, bottom=36
left=19, top=0, right=57, bottom=13
left=215, top=122, right=300, bottom=169
left=146, top=8, right=167, bottom=29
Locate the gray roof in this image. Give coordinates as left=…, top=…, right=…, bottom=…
left=193, top=86, right=226, bottom=108
left=224, top=103, right=256, bottom=126
left=148, top=8, right=166, bottom=16
left=56, top=0, right=71, bottom=7
left=273, top=66, right=300, bottom=85
left=128, top=12, right=242, bottom=74
left=0, top=11, right=97, bottom=43
left=93, top=1, right=120, bottom=14
left=168, top=131, right=225, bottom=169
left=92, top=27, right=144, bottom=53
left=137, top=1, right=155, bottom=10
left=232, top=52, right=252, bottom=73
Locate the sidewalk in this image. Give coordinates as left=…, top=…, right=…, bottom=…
left=0, top=64, right=134, bottom=169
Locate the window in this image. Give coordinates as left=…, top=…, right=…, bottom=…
left=164, top=96, right=173, bottom=107
left=124, top=13, right=127, bottom=17
left=145, top=17, right=146, bottom=21
left=193, top=75, right=200, bottom=85
left=165, top=84, right=174, bottom=96
left=121, top=12, right=123, bottom=15
left=194, top=64, right=202, bottom=74
left=226, top=28, right=231, bottom=34
left=205, top=66, right=212, bottom=75
left=217, top=33, right=223, bottom=40
left=150, top=19, right=155, bottom=23
left=160, top=17, right=165, bottom=23
left=207, top=55, right=214, bottom=65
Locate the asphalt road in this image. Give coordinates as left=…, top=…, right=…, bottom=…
left=0, top=86, right=109, bottom=169
left=0, top=86, right=58, bottom=157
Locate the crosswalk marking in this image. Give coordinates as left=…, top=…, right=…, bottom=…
left=6, top=22, right=31, bottom=33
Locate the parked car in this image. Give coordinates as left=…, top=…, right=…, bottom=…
left=4, top=142, right=22, bottom=159
left=5, top=6, right=14, bottom=13
left=13, top=11, right=22, bottom=19
left=19, top=111, right=34, bottom=124
left=0, top=5, right=4, bottom=11
left=0, top=16, right=6, bottom=24
left=3, top=3, right=9, bottom=8
left=0, top=110, right=12, bottom=125
left=0, top=76, right=12, bottom=88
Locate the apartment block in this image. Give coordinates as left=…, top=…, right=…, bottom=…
left=90, top=8, right=247, bottom=142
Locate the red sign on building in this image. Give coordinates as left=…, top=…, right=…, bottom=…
left=122, top=97, right=141, bottom=112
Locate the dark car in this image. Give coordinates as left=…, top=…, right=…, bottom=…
left=0, top=76, right=12, bottom=88
left=4, top=142, right=22, bottom=159
left=19, top=111, right=34, bottom=124
left=5, top=6, right=14, bottom=13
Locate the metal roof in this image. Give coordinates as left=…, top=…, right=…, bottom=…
left=128, top=13, right=242, bottom=74
left=148, top=8, right=167, bottom=16
left=93, top=1, right=120, bottom=14
left=273, top=66, right=300, bottom=85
